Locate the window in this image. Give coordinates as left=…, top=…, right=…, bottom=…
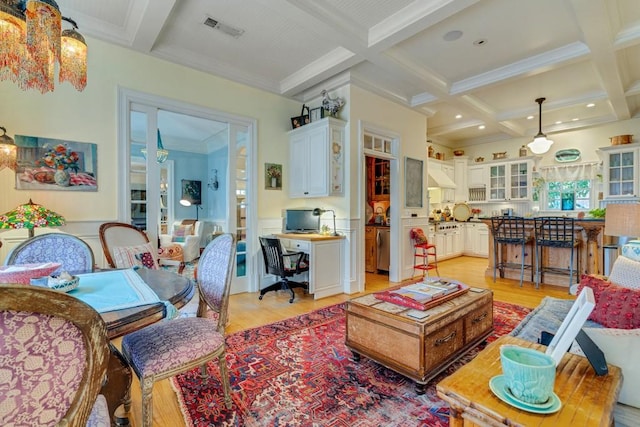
left=545, top=179, right=592, bottom=211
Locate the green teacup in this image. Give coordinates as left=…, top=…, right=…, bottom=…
left=500, top=345, right=556, bottom=404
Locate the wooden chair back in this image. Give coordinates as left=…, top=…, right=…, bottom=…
left=99, top=222, right=152, bottom=268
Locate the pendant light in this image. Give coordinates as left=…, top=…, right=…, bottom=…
left=527, top=97, right=554, bottom=155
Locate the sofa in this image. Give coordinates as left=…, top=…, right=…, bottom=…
left=510, top=241, right=640, bottom=425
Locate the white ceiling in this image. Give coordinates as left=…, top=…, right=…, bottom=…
left=57, top=0, right=640, bottom=148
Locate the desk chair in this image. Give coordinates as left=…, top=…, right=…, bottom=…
left=0, top=284, right=110, bottom=426
left=490, top=216, right=534, bottom=287
left=121, top=234, right=236, bottom=427
left=534, top=217, right=581, bottom=291
left=5, top=232, right=95, bottom=274
left=259, top=236, right=309, bottom=303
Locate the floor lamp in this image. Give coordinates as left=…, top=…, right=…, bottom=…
left=604, top=203, right=640, bottom=250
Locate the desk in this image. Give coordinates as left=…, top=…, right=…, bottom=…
left=275, top=233, right=344, bottom=299
left=95, top=269, right=195, bottom=425
left=437, top=335, right=622, bottom=427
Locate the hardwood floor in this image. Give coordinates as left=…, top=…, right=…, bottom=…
left=115, top=256, right=574, bottom=426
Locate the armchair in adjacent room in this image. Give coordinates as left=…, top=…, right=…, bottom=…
left=159, top=220, right=203, bottom=263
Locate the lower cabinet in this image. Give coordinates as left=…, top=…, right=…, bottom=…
left=463, top=223, right=489, bottom=258
left=365, top=226, right=377, bottom=273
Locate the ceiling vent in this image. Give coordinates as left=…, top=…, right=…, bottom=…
left=203, top=17, right=245, bottom=38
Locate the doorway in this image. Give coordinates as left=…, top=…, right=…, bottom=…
left=118, top=89, right=257, bottom=293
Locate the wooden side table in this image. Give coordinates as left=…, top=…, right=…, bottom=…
left=436, top=335, right=622, bottom=427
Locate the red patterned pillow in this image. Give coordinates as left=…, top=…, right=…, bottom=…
left=587, top=281, right=640, bottom=329
left=410, top=228, right=428, bottom=245
left=577, top=274, right=611, bottom=301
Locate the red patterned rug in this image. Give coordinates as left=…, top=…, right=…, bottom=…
left=171, top=301, right=531, bottom=426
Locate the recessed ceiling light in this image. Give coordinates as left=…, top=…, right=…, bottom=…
left=478, top=125, right=485, bottom=130
left=555, top=121, right=562, bottom=125
left=572, top=118, right=579, bottom=121
left=444, top=30, right=463, bottom=41
left=473, top=38, right=488, bottom=46
left=526, top=115, right=534, bottom=120
left=586, top=103, right=595, bottom=108
left=455, top=114, right=462, bottom=119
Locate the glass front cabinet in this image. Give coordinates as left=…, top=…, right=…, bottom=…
left=600, top=143, right=639, bottom=199
left=488, top=160, right=531, bottom=201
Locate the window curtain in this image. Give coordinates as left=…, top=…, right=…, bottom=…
left=539, top=161, right=602, bottom=182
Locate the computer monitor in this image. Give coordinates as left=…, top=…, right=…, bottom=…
left=284, top=209, right=320, bottom=234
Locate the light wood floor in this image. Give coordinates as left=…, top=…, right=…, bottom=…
left=115, top=256, right=575, bottom=426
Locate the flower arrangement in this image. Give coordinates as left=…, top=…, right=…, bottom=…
left=37, top=144, right=80, bottom=173
left=471, top=208, right=482, bottom=215
left=266, top=164, right=281, bottom=179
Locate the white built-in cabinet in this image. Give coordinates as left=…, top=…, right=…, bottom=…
left=487, top=159, right=533, bottom=201
left=289, top=117, right=346, bottom=198
left=599, top=143, right=640, bottom=199
left=435, top=227, right=463, bottom=260
left=463, top=222, right=488, bottom=257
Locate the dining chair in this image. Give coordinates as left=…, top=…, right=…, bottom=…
left=121, top=233, right=236, bottom=427
left=5, top=232, right=95, bottom=274
left=258, top=236, right=309, bottom=303
left=99, top=222, right=158, bottom=270
left=0, top=284, right=111, bottom=427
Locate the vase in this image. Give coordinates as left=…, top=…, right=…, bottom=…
left=54, top=169, right=71, bottom=187
left=271, top=177, right=277, bottom=188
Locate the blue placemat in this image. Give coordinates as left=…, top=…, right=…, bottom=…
left=70, top=268, right=161, bottom=313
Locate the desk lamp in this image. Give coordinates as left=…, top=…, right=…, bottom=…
left=313, top=208, right=338, bottom=236
left=0, top=199, right=65, bottom=238
left=604, top=203, right=640, bottom=249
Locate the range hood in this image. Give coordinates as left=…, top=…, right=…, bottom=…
left=427, top=168, right=457, bottom=188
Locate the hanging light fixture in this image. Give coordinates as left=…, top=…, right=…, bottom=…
left=141, top=129, right=169, bottom=164
left=0, top=0, right=87, bottom=93
left=0, top=126, right=17, bottom=171
left=527, top=97, right=554, bottom=155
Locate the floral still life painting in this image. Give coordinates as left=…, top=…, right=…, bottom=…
left=14, top=135, right=98, bottom=191
left=265, top=163, right=282, bottom=190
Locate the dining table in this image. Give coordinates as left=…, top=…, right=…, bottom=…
left=73, top=267, right=195, bottom=426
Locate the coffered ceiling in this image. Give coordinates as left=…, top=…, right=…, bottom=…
left=58, top=0, right=640, bottom=147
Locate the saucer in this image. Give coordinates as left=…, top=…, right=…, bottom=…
left=489, top=375, right=562, bottom=414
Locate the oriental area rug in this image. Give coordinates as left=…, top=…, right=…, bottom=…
left=171, top=300, right=531, bottom=427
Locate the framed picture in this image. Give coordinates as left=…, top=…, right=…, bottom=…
left=310, top=107, right=324, bottom=122
left=545, top=286, right=595, bottom=365
left=404, top=157, right=423, bottom=208
left=181, top=179, right=202, bottom=205
left=14, top=135, right=98, bottom=191
left=265, top=163, right=282, bottom=190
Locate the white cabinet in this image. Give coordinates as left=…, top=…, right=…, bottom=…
left=463, top=223, right=488, bottom=257
left=434, top=226, right=463, bottom=260
left=599, top=143, right=640, bottom=199
left=442, top=164, right=455, bottom=203
left=488, top=160, right=532, bottom=201
left=454, top=158, right=468, bottom=202
left=468, top=164, right=487, bottom=202
left=289, top=117, right=346, bottom=198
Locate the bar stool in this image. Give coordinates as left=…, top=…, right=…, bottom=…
left=490, top=216, right=534, bottom=287
left=410, top=227, right=439, bottom=277
left=534, top=217, right=580, bottom=291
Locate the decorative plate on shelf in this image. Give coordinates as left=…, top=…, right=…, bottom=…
left=554, top=148, right=581, bottom=163
left=452, top=203, right=471, bottom=222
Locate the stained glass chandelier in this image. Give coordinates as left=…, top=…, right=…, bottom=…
left=141, top=129, right=169, bottom=164
left=0, top=0, right=87, bottom=93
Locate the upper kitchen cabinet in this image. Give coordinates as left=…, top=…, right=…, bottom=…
left=367, top=157, right=390, bottom=201
left=488, top=159, right=532, bottom=201
left=289, top=117, right=346, bottom=198
left=599, top=143, right=640, bottom=199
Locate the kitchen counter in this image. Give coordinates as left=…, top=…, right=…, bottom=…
left=479, top=218, right=606, bottom=288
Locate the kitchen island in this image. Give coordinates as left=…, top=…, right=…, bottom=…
left=480, top=217, right=606, bottom=289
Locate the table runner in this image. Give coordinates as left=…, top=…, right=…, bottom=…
left=70, top=268, right=161, bottom=313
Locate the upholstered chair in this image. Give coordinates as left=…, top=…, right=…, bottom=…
left=5, top=232, right=95, bottom=274
left=0, top=284, right=111, bottom=426
left=121, top=233, right=236, bottom=427
left=159, top=219, right=203, bottom=263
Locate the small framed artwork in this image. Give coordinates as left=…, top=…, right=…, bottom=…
left=310, top=107, right=324, bottom=122
left=181, top=179, right=202, bottom=205
left=265, top=163, right=282, bottom=190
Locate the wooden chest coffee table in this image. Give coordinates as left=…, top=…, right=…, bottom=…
left=437, top=335, right=622, bottom=427
left=345, top=287, right=493, bottom=393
